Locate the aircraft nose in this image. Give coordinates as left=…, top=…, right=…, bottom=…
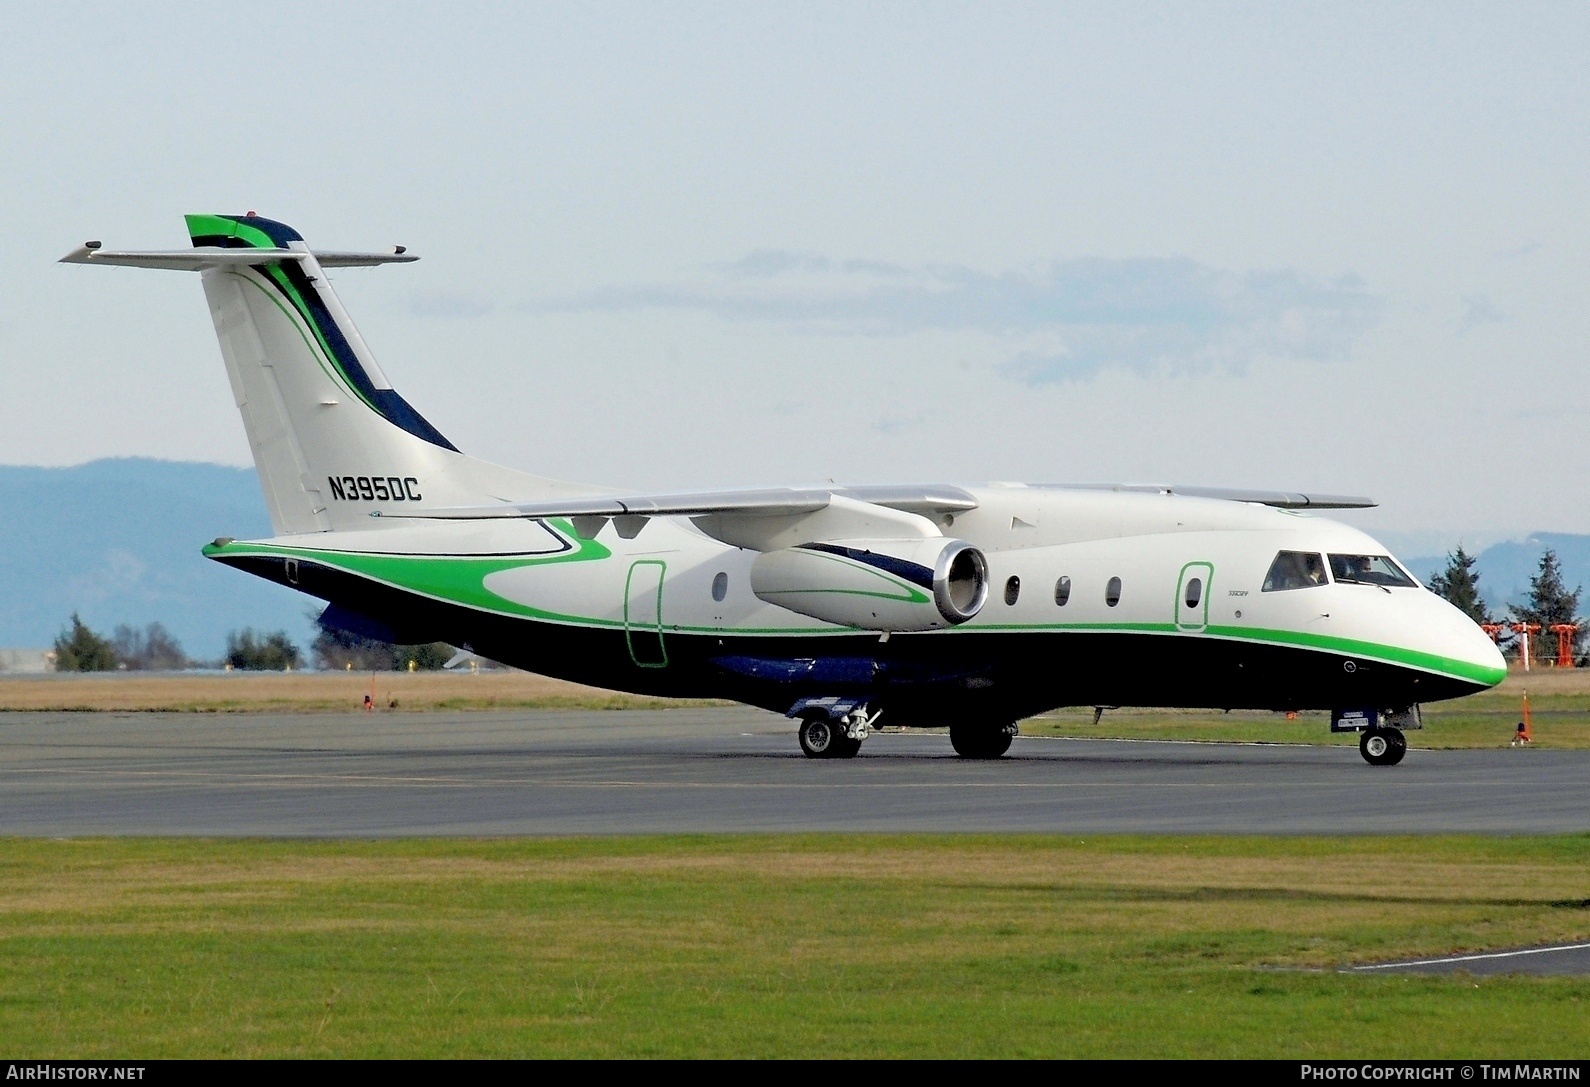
left=1420, top=594, right=1507, bottom=690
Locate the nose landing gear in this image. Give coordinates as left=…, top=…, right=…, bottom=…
left=1359, top=726, right=1407, bottom=766
left=1333, top=706, right=1418, bottom=766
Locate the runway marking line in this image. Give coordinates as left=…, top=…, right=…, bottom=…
left=1349, top=941, right=1590, bottom=971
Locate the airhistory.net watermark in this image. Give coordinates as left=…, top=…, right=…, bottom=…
left=4, top=1067, right=146, bottom=1081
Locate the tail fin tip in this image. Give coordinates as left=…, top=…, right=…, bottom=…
left=185, top=212, right=304, bottom=250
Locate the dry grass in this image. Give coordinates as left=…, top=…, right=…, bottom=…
left=0, top=670, right=721, bottom=713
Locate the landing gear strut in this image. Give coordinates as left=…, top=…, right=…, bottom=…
left=1359, top=726, right=1407, bottom=766
left=798, top=714, right=863, bottom=759
left=1334, top=707, right=1418, bottom=767
left=792, top=698, right=875, bottom=759
left=950, top=721, right=1017, bottom=759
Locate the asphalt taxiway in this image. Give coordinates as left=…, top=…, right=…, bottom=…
left=1, top=707, right=1587, bottom=835
left=1349, top=942, right=1590, bottom=976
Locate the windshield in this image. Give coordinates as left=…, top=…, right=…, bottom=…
left=1263, top=551, right=1328, bottom=591
left=1329, top=554, right=1417, bottom=588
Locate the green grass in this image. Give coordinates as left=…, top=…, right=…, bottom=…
left=1023, top=680, right=1590, bottom=749
left=2, top=836, right=1588, bottom=1057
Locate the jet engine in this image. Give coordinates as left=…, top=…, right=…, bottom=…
left=750, top=538, right=988, bottom=631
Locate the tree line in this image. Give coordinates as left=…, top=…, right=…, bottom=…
left=51, top=614, right=457, bottom=673
left=1427, top=547, right=1583, bottom=661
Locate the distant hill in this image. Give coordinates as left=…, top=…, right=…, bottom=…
left=0, top=459, right=316, bottom=661
left=1400, top=534, right=1590, bottom=616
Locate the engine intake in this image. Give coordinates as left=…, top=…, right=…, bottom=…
left=750, top=537, right=988, bottom=631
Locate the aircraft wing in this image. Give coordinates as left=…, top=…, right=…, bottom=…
left=382, top=484, right=979, bottom=522
left=379, top=480, right=1370, bottom=546
left=1033, top=483, right=1375, bottom=509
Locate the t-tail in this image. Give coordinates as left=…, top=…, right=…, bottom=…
left=62, top=213, right=600, bottom=534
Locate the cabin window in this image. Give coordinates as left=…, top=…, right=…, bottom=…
left=1105, top=576, right=1122, bottom=607
left=1328, top=554, right=1417, bottom=588
left=1263, top=551, right=1328, bottom=591
left=1184, top=577, right=1202, bottom=610
left=1054, top=576, right=1071, bottom=606
left=711, top=571, right=728, bottom=602
left=1004, top=576, right=1021, bottom=606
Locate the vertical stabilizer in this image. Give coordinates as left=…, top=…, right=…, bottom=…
left=154, top=213, right=600, bottom=534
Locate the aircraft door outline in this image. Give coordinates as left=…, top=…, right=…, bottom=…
left=624, top=559, right=668, bottom=668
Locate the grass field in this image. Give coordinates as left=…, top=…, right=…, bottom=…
left=1024, top=669, right=1590, bottom=749
left=0, top=835, right=1586, bottom=1058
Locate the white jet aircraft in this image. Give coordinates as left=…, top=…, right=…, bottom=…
left=64, top=214, right=1506, bottom=765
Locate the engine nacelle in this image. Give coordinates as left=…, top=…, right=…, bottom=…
left=750, top=538, right=988, bottom=631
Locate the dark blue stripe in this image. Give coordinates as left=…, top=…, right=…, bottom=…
left=223, top=214, right=304, bottom=246
left=798, top=543, right=935, bottom=590
left=194, top=215, right=457, bottom=452
left=271, top=258, right=457, bottom=451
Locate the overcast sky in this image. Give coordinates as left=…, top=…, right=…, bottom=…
left=2, top=2, right=1586, bottom=550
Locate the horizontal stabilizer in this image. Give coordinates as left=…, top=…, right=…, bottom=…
left=59, top=245, right=416, bottom=271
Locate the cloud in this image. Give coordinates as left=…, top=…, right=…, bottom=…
left=718, top=249, right=832, bottom=277
left=1461, top=293, right=1505, bottom=329
left=530, top=252, right=1382, bottom=382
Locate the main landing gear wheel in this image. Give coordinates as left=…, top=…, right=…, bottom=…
left=950, top=722, right=1017, bottom=759
left=1359, top=726, right=1407, bottom=766
left=798, top=715, right=862, bottom=759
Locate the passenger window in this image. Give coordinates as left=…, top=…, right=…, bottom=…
left=1004, top=576, right=1021, bottom=605
left=1263, top=551, right=1328, bottom=591
left=711, top=571, right=728, bottom=602
left=1054, top=576, right=1071, bottom=606
left=1184, top=577, right=1202, bottom=609
left=1106, top=576, right=1122, bottom=607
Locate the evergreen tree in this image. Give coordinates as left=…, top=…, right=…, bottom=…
left=1427, top=545, right=1490, bottom=624
left=1511, top=549, right=1583, bottom=656
left=225, top=628, right=303, bottom=671
left=53, top=614, right=120, bottom=672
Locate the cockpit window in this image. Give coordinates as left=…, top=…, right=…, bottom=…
left=1329, top=554, right=1417, bottom=588
left=1262, top=551, right=1328, bottom=591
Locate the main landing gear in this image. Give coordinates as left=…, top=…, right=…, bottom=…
left=950, top=721, right=1018, bottom=759
left=1359, top=726, right=1407, bottom=767
left=792, top=697, right=877, bottom=759
left=788, top=697, right=1020, bottom=761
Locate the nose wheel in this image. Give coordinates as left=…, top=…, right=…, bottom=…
left=1359, top=726, right=1407, bottom=766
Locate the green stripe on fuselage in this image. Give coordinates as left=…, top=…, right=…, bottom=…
left=203, top=535, right=1503, bottom=688
left=205, top=524, right=615, bottom=626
